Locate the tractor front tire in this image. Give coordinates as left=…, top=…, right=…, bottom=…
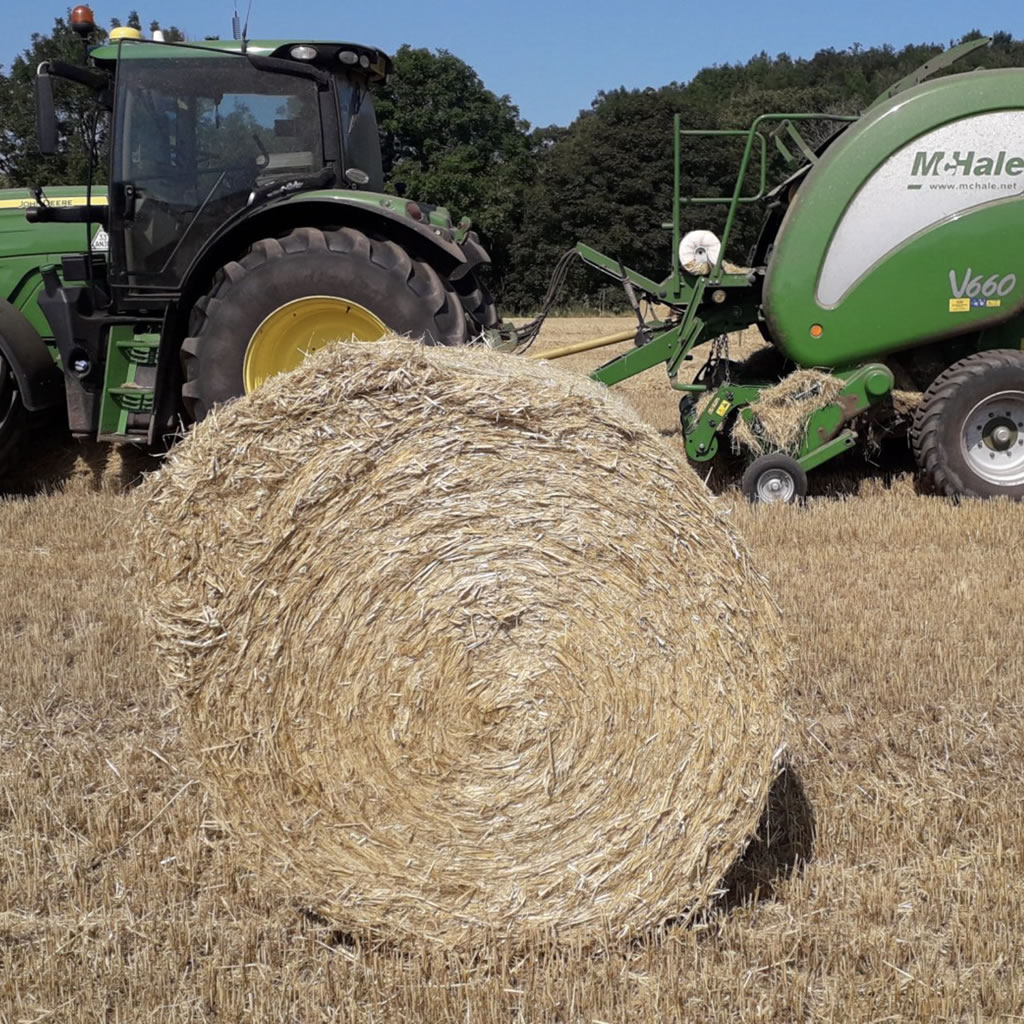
left=0, top=353, right=26, bottom=478
left=912, top=349, right=1024, bottom=500
left=181, top=227, right=467, bottom=422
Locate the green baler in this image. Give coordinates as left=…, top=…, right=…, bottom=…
left=530, top=38, right=1024, bottom=502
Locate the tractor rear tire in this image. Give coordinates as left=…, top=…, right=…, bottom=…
left=180, top=226, right=467, bottom=422
left=455, top=273, right=500, bottom=331
left=912, top=349, right=1024, bottom=500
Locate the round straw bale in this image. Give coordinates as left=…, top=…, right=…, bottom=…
left=134, top=339, right=787, bottom=947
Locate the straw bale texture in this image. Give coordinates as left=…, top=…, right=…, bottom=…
left=134, top=339, right=787, bottom=947
left=732, top=369, right=845, bottom=455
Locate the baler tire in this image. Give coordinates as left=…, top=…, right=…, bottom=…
left=180, top=226, right=467, bottom=422
left=912, top=349, right=1024, bottom=500
left=741, top=452, right=807, bottom=505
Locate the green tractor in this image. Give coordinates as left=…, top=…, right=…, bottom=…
left=526, top=37, right=1024, bottom=502
left=0, top=187, right=100, bottom=470
left=0, top=9, right=500, bottom=473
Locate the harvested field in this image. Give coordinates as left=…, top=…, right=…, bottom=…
left=1, top=318, right=1023, bottom=1020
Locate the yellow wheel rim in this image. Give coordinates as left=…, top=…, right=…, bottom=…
left=242, top=295, right=389, bottom=393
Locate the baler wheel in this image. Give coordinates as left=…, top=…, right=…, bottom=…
left=912, top=350, right=1024, bottom=500
left=741, top=452, right=807, bottom=505
left=180, top=226, right=467, bottom=422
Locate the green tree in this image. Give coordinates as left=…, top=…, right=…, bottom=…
left=0, top=15, right=107, bottom=187
left=0, top=13, right=191, bottom=189
left=374, top=46, right=535, bottom=298
left=505, top=86, right=736, bottom=311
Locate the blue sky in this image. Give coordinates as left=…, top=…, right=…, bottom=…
left=4, top=0, right=1021, bottom=127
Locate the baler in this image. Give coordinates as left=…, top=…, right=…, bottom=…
left=522, top=38, right=1024, bottom=502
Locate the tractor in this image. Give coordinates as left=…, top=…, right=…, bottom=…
left=0, top=6, right=500, bottom=473
left=520, top=37, right=1024, bottom=502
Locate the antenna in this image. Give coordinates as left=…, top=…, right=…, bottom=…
left=231, top=3, right=240, bottom=40
left=241, top=0, right=252, bottom=52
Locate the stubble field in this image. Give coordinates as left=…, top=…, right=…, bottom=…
left=1, top=318, right=1023, bottom=1021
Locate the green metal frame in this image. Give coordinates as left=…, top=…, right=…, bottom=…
left=863, top=36, right=990, bottom=112
left=577, top=199, right=899, bottom=479
left=98, top=326, right=159, bottom=440
left=572, top=111, right=856, bottom=401
left=680, top=363, right=894, bottom=473
left=671, top=113, right=857, bottom=283
left=574, top=243, right=757, bottom=390
left=565, top=98, right=929, bottom=484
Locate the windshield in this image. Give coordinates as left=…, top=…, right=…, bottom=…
left=337, top=75, right=383, bottom=190
left=114, top=56, right=323, bottom=287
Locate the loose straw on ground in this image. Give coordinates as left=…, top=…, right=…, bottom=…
left=134, top=339, right=787, bottom=948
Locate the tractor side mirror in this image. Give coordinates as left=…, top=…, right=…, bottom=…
left=36, top=65, right=58, bottom=156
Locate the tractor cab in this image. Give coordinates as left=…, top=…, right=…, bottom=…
left=37, top=23, right=391, bottom=301
left=102, top=38, right=389, bottom=295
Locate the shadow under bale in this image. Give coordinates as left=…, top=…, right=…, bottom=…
left=719, top=763, right=815, bottom=909
left=305, top=763, right=816, bottom=956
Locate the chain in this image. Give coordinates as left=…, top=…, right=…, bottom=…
left=711, top=333, right=731, bottom=383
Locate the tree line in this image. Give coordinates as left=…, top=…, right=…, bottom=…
left=2, top=18, right=1023, bottom=311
